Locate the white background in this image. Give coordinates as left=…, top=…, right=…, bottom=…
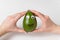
left=0, top=0, right=60, bottom=40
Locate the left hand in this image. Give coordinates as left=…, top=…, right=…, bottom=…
left=0, top=11, right=26, bottom=36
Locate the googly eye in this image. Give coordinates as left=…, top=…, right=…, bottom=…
left=26, top=16, right=30, bottom=19
left=31, top=16, right=35, bottom=19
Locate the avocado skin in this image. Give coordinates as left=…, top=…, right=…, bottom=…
left=23, top=10, right=37, bottom=32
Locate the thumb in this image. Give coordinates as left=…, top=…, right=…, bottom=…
left=33, top=28, right=44, bottom=32
left=12, top=27, right=25, bottom=32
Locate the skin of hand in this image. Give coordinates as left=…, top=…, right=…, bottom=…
left=0, top=10, right=60, bottom=37
left=0, top=11, right=26, bottom=36
left=31, top=10, right=60, bottom=34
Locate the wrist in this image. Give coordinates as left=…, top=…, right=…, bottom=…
left=51, top=25, right=60, bottom=34
left=0, top=26, right=7, bottom=36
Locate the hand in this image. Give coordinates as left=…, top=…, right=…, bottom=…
left=0, top=11, right=26, bottom=36
left=31, top=10, right=59, bottom=33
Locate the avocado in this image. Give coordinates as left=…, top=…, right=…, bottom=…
left=23, top=10, right=37, bottom=32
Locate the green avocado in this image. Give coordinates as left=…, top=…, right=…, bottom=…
left=23, top=10, right=37, bottom=32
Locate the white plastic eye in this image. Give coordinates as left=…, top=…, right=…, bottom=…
left=31, top=16, right=35, bottom=19
left=26, top=15, right=30, bottom=19
left=26, top=15, right=30, bottom=24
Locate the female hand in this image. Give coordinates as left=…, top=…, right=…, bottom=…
left=31, top=10, right=60, bottom=33
left=0, top=11, right=26, bottom=36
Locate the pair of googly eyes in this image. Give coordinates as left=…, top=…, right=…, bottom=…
left=26, top=16, right=35, bottom=19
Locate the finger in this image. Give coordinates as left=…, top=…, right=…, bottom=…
left=30, top=10, right=45, bottom=21
left=11, top=11, right=26, bottom=22
left=33, top=28, right=44, bottom=32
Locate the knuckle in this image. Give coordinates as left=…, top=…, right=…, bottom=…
left=7, top=16, right=14, bottom=19
left=46, top=15, right=49, bottom=18
left=7, top=16, right=16, bottom=22
left=45, top=15, right=50, bottom=19
left=44, top=15, right=50, bottom=22
left=10, top=18, right=16, bottom=22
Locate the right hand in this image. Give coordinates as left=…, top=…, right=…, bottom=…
left=31, top=10, right=58, bottom=33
